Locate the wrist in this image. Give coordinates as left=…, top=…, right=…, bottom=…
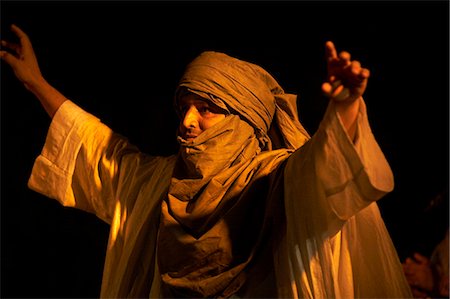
left=335, top=97, right=361, bottom=119
left=334, top=97, right=361, bottom=142
left=334, top=95, right=361, bottom=108
left=24, top=75, right=48, bottom=93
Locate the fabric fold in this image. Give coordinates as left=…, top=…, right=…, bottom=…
left=278, top=98, right=411, bottom=298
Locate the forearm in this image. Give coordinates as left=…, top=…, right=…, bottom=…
left=26, top=77, right=67, bottom=118
left=334, top=96, right=360, bottom=142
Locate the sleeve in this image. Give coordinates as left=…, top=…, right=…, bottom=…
left=27, top=100, right=162, bottom=224
left=286, top=97, right=394, bottom=225
left=274, top=98, right=404, bottom=299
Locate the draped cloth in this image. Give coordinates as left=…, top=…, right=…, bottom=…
left=157, top=51, right=310, bottom=297
left=277, top=100, right=413, bottom=298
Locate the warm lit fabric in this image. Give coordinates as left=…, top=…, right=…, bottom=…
left=160, top=114, right=292, bottom=297
left=159, top=51, right=312, bottom=297
left=28, top=97, right=412, bottom=298
left=277, top=99, right=412, bottom=298
left=28, top=100, right=176, bottom=297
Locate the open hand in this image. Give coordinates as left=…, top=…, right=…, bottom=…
left=1, top=24, right=44, bottom=90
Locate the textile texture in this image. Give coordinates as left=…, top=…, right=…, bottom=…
left=158, top=51, right=309, bottom=297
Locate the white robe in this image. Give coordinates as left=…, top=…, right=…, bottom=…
left=28, top=99, right=412, bottom=298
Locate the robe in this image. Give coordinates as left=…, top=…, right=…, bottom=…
left=28, top=98, right=412, bottom=298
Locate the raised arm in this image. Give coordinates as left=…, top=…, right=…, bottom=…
left=321, top=41, right=370, bottom=141
left=284, top=41, right=392, bottom=231
left=1, top=24, right=66, bottom=118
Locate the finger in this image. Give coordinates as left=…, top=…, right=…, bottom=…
left=332, top=85, right=351, bottom=101
left=325, top=41, right=338, bottom=61
left=322, top=80, right=342, bottom=97
left=10, top=24, right=31, bottom=46
left=322, top=82, right=333, bottom=95
left=359, top=68, right=370, bottom=79
left=347, top=61, right=365, bottom=84
left=0, top=50, right=20, bottom=68
left=326, top=79, right=351, bottom=102
left=331, top=79, right=342, bottom=90
left=351, top=60, right=361, bottom=75
left=322, top=80, right=343, bottom=98
left=335, top=89, right=351, bottom=102
left=339, top=51, right=351, bottom=64
left=345, top=63, right=369, bottom=85
left=1, top=40, right=21, bottom=55
left=333, top=84, right=345, bottom=97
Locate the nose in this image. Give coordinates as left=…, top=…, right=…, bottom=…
left=182, top=106, right=199, bottom=129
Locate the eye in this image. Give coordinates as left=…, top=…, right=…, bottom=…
left=198, top=106, right=212, bottom=115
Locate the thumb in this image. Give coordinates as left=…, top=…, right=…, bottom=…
left=322, top=82, right=333, bottom=96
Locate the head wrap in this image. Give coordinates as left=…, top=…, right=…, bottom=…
left=175, top=51, right=310, bottom=150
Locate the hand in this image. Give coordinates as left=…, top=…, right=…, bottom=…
left=1, top=24, right=45, bottom=90
left=1, top=24, right=66, bottom=118
left=321, top=41, right=370, bottom=104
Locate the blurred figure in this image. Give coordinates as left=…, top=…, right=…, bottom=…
left=403, top=191, right=449, bottom=299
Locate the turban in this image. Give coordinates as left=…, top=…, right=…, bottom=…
left=175, top=51, right=310, bottom=150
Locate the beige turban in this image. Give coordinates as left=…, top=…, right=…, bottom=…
left=175, top=51, right=310, bottom=150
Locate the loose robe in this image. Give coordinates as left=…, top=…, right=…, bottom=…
left=28, top=99, right=412, bottom=298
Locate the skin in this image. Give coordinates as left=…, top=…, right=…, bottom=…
left=322, top=41, right=370, bottom=141
left=1, top=24, right=369, bottom=141
left=0, top=24, right=66, bottom=118
left=178, top=93, right=227, bottom=141
left=402, top=253, right=437, bottom=298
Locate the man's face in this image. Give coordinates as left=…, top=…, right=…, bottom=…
left=178, top=93, right=227, bottom=141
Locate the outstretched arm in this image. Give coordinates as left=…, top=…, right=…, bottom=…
left=1, top=24, right=67, bottom=118
left=321, top=41, right=370, bottom=141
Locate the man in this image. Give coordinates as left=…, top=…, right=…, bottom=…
left=1, top=24, right=412, bottom=298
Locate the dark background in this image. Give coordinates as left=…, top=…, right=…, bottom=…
left=1, top=1, right=448, bottom=298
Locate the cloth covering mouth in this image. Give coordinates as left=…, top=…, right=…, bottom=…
left=169, top=114, right=260, bottom=229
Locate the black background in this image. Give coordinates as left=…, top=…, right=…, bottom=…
left=1, top=1, right=448, bottom=298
